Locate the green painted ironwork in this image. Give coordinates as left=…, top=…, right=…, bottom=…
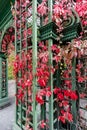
left=0, top=0, right=15, bottom=30
left=0, top=0, right=86, bottom=129
left=39, top=22, right=58, bottom=40
left=0, top=18, right=14, bottom=108
left=13, top=0, right=84, bottom=130
left=57, top=58, right=78, bottom=130
left=14, top=0, right=38, bottom=129
left=0, top=19, right=14, bottom=50
left=14, top=0, right=59, bottom=129
left=32, top=0, right=38, bottom=129
left=71, top=58, right=77, bottom=130
left=0, top=52, right=10, bottom=107
left=61, top=10, right=82, bottom=42
left=48, top=0, right=58, bottom=130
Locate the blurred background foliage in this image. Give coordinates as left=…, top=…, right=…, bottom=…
left=8, top=51, right=15, bottom=80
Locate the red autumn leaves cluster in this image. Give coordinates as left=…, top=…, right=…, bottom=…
left=37, top=0, right=87, bottom=30
left=75, top=0, right=87, bottom=25
left=14, top=0, right=87, bottom=31
left=12, top=0, right=87, bottom=127
left=76, top=63, right=85, bottom=83
left=37, top=0, right=48, bottom=16
left=14, top=50, right=33, bottom=104
left=13, top=42, right=61, bottom=104
left=54, top=88, right=78, bottom=101
left=2, top=27, right=15, bottom=54
left=58, top=111, right=73, bottom=124
left=54, top=86, right=78, bottom=123
left=13, top=41, right=80, bottom=124
left=36, top=87, right=52, bottom=105
left=36, top=42, right=60, bottom=104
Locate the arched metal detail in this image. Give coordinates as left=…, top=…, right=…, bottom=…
left=63, top=9, right=80, bottom=28
left=0, top=19, right=14, bottom=51
left=0, top=18, right=14, bottom=108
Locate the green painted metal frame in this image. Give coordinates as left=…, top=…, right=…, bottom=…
left=0, top=19, right=14, bottom=50
left=71, top=58, right=77, bottom=130
left=13, top=0, right=39, bottom=129
left=13, top=0, right=82, bottom=130
left=13, top=0, right=59, bottom=129
left=61, top=10, right=82, bottom=42
left=0, top=0, right=15, bottom=30
left=48, top=0, right=57, bottom=130
left=0, top=0, right=85, bottom=129
left=0, top=18, right=14, bottom=108
left=32, top=0, right=38, bottom=129
left=0, top=52, right=10, bottom=108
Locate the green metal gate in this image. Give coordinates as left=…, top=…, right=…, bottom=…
left=0, top=0, right=86, bottom=129
left=14, top=0, right=58, bottom=129
left=14, top=0, right=83, bottom=130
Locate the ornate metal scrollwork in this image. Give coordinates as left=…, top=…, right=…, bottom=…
left=61, top=9, right=82, bottom=42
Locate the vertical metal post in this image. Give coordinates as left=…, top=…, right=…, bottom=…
left=71, top=57, right=77, bottom=130
left=32, top=0, right=37, bottom=129
left=48, top=0, right=54, bottom=130
left=48, top=39, right=54, bottom=130
left=57, top=66, right=61, bottom=130
left=19, top=0, right=22, bottom=128
left=6, top=58, right=8, bottom=97
left=14, top=0, right=17, bottom=126
left=0, top=57, right=2, bottom=99
left=0, top=52, right=10, bottom=108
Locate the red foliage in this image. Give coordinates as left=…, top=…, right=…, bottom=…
left=1, top=27, right=15, bottom=54
left=37, top=0, right=48, bottom=16
left=13, top=0, right=87, bottom=127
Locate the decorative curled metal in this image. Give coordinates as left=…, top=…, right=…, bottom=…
left=63, top=9, right=81, bottom=28
left=61, top=9, right=82, bottom=42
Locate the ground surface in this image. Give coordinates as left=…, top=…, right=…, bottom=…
left=0, top=80, right=15, bottom=130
